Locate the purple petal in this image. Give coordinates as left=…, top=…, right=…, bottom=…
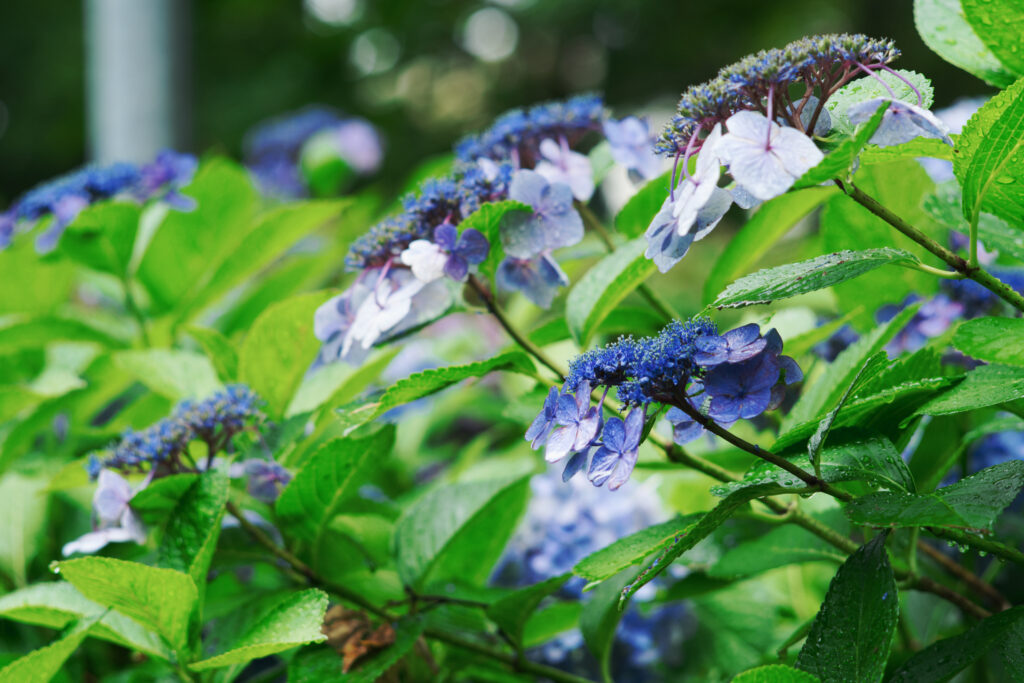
left=606, top=449, right=638, bottom=490
left=587, top=446, right=619, bottom=487
left=574, top=406, right=602, bottom=451
left=723, top=323, right=761, bottom=348
left=455, top=228, right=489, bottom=264
left=555, top=394, right=581, bottom=425
left=444, top=255, right=469, bottom=281
left=623, top=408, right=645, bottom=449
left=779, top=355, right=803, bottom=385
left=545, top=425, right=578, bottom=463
left=434, top=223, right=458, bottom=251
left=562, top=450, right=588, bottom=482
left=509, top=169, right=548, bottom=207
left=601, top=417, right=626, bottom=452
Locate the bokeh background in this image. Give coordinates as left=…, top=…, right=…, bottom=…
left=0, top=0, right=993, bottom=204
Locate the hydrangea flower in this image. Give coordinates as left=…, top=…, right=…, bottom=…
left=847, top=98, right=953, bottom=147
left=91, top=385, right=265, bottom=476
left=602, top=116, right=662, bottom=181
left=401, top=223, right=489, bottom=283
left=533, top=319, right=800, bottom=490
left=236, top=459, right=292, bottom=504
left=694, top=323, right=767, bottom=365
left=544, top=382, right=603, bottom=464
left=588, top=409, right=644, bottom=490
left=62, top=469, right=146, bottom=556
left=715, top=111, right=824, bottom=201
left=704, top=352, right=780, bottom=425
left=496, top=253, right=570, bottom=309
left=502, top=169, right=584, bottom=258
left=533, top=138, right=595, bottom=202
left=243, top=106, right=342, bottom=197
left=1, top=155, right=195, bottom=253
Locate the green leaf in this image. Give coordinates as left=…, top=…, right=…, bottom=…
left=712, top=248, right=919, bottom=309
left=276, top=428, right=395, bottom=543
left=486, top=574, right=570, bottom=647
left=0, top=239, right=74, bottom=315
left=709, top=518, right=847, bottom=579
left=914, top=0, right=1016, bottom=87
left=954, top=317, right=1024, bottom=366
left=618, top=483, right=796, bottom=607
left=785, top=304, right=920, bottom=429
left=573, top=515, right=701, bottom=585
left=566, top=237, right=657, bottom=345
left=820, top=161, right=941, bottom=329
left=888, top=606, right=1024, bottom=682
left=0, top=469, right=50, bottom=587
left=0, top=582, right=169, bottom=658
left=239, top=291, right=333, bottom=418
left=963, top=0, right=1024, bottom=77
left=0, top=613, right=99, bottom=683
left=0, top=315, right=128, bottom=352
left=713, top=437, right=916, bottom=498
left=113, top=349, right=222, bottom=401
left=581, top=569, right=635, bottom=683
left=794, top=535, right=896, bottom=683
left=458, top=200, right=532, bottom=287
left=189, top=589, right=328, bottom=671
left=288, top=617, right=424, bottom=683
left=137, top=158, right=259, bottom=311
left=733, top=664, right=820, bottom=683
left=796, top=102, right=889, bottom=187
left=186, top=326, right=239, bottom=383
left=913, top=364, right=1024, bottom=418
left=178, top=200, right=347, bottom=320
left=807, top=352, right=889, bottom=471
left=703, top=187, right=837, bottom=304
left=846, top=460, right=1024, bottom=532
left=825, top=71, right=933, bottom=136
left=157, top=470, right=229, bottom=598
left=333, top=351, right=536, bottom=437
left=955, top=77, right=1024, bottom=229
left=860, top=138, right=955, bottom=166
left=393, top=474, right=530, bottom=589
left=614, top=171, right=672, bottom=238
left=56, top=202, right=141, bottom=276
left=129, top=473, right=200, bottom=524
left=922, top=182, right=1023, bottom=262
left=56, top=557, right=198, bottom=653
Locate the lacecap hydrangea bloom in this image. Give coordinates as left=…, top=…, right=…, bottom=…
left=0, top=150, right=197, bottom=253
left=316, top=95, right=666, bottom=365
left=68, top=385, right=276, bottom=557
left=243, top=105, right=383, bottom=197
left=527, top=319, right=801, bottom=489
left=494, top=472, right=687, bottom=680
left=645, top=33, right=953, bottom=274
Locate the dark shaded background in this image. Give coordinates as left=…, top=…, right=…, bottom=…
left=0, top=0, right=992, bottom=204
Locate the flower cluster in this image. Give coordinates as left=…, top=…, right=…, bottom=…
left=243, top=105, right=382, bottom=197
left=656, top=34, right=900, bottom=155
left=88, top=385, right=266, bottom=478
left=494, top=472, right=687, bottom=680
left=0, top=150, right=197, bottom=253
left=644, top=34, right=955, bottom=274
left=455, top=94, right=604, bottom=167
left=528, top=320, right=801, bottom=489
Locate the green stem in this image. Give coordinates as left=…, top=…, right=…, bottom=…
left=467, top=275, right=567, bottom=381
left=927, top=527, right=1024, bottom=567
left=225, top=502, right=596, bottom=683
left=969, top=211, right=980, bottom=270
left=123, top=275, right=151, bottom=347
left=842, top=182, right=1024, bottom=313
left=575, top=200, right=682, bottom=322
left=900, top=262, right=965, bottom=279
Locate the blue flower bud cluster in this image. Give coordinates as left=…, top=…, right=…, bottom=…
left=345, top=161, right=514, bottom=270
left=529, top=320, right=801, bottom=489
left=87, top=385, right=265, bottom=479
left=494, top=473, right=688, bottom=681
left=455, top=94, right=604, bottom=166
left=1, top=151, right=198, bottom=252
left=656, top=33, right=900, bottom=155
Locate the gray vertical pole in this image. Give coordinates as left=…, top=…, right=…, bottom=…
left=85, top=0, right=190, bottom=164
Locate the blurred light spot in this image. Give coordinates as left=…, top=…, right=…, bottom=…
left=488, top=0, right=536, bottom=8
left=304, top=0, right=363, bottom=25
left=351, top=28, right=401, bottom=75
left=461, top=8, right=518, bottom=63
left=559, top=37, right=606, bottom=89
